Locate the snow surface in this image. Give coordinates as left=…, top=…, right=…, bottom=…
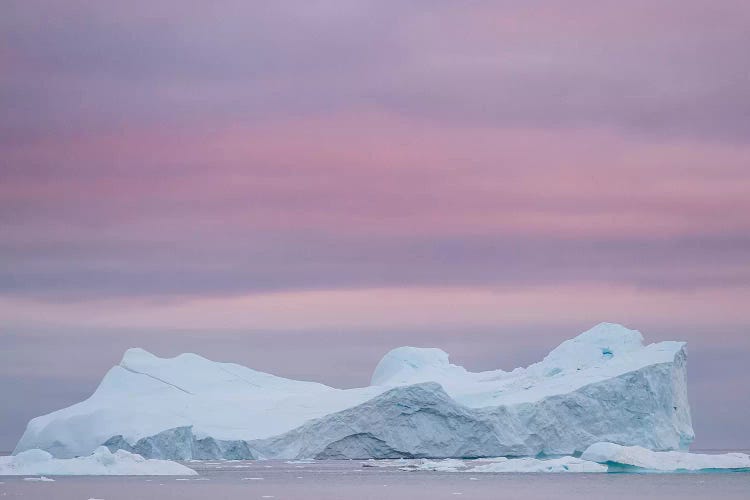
left=15, top=323, right=694, bottom=459
left=372, top=323, right=686, bottom=407
left=581, top=442, right=750, bottom=472
left=0, top=446, right=197, bottom=476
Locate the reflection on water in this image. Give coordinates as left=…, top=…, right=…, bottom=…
left=1, top=459, right=749, bottom=500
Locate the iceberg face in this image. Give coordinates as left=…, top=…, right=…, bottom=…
left=581, top=442, right=750, bottom=472
left=14, top=323, right=694, bottom=460
left=103, top=426, right=256, bottom=460
left=252, top=382, right=500, bottom=459
left=0, top=446, right=197, bottom=476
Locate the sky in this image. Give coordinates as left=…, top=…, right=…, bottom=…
left=1, top=0, right=749, bottom=451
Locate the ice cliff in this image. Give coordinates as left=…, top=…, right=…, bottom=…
left=14, top=323, right=694, bottom=460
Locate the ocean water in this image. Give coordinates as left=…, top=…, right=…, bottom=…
left=2, top=460, right=750, bottom=500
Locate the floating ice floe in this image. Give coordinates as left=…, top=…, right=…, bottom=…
left=0, top=447, right=197, bottom=476
left=581, top=442, right=750, bottom=472
left=473, top=457, right=606, bottom=473
left=367, top=448, right=750, bottom=474
left=405, top=457, right=606, bottom=473
left=411, top=459, right=469, bottom=472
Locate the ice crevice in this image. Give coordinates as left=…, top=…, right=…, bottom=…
left=117, top=364, right=195, bottom=396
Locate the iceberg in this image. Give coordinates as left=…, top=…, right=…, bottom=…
left=0, top=446, right=197, bottom=476
left=14, top=323, right=694, bottom=460
left=581, top=442, right=750, bottom=472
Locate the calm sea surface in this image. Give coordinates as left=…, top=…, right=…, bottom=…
left=1, top=459, right=749, bottom=499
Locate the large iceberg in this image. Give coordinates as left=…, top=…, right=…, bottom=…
left=0, top=446, right=196, bottom=476
left=14, top=323, right=694, bottom=460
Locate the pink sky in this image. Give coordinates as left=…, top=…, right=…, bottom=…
left=1, top=0, right=749, bottom=449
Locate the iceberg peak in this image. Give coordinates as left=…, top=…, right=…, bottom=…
left=552, top=322, right=645, bottom=355
left=535, top=322, right=648, bottom=373
left=370, top=346, right=463, bottom=386
left=570, top=322, right=644, bottom=346
left=120, top=347, right=159, bottom=365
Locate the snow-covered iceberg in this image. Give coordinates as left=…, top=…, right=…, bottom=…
left=14, top=323, right=694, bottom=460
left=581, top=442, right=750, bottom=472
left=0, top=446, right=197, bottom=476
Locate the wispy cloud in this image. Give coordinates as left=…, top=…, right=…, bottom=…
left=1, top=0, right=748, bottom=449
